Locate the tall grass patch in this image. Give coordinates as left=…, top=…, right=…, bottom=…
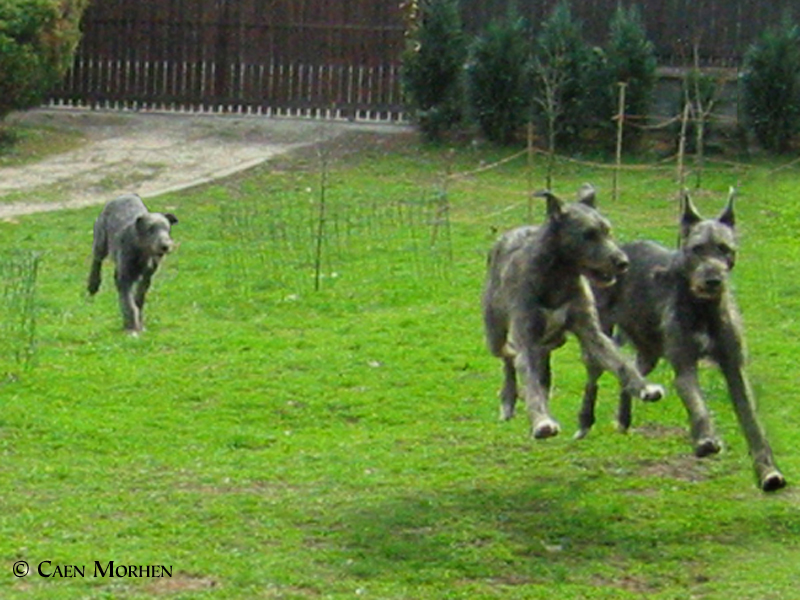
left=0, top=250, right=40, bottom=378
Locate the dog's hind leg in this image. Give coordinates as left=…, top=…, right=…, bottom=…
left=617, top=351, right=660, bottom=433
left=88, top=259, right=104, bottom=295
left=576, top=315, right=618, bottom=439
left=484, top=302, right=519, bottom=420
left=499, top=352, right=518, bottom=421
left=576, top=359, right=603, bottom=439
left=88, top=222, right=108, bottom=295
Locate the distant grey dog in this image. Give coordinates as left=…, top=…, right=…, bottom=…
left=482, top=185, right=663, bottom=440
left=88, top=194, right=178, bottom=333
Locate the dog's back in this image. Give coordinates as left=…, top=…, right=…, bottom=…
left=92, top=194, right=149, bottom=258
left=483, top=226, right=537, bottom=358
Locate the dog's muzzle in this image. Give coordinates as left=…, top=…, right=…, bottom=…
left=155, top=241, right=173, bottom=258
left=690, top=261, right=728, bottom=300
left=587, top=252, right=629, bottom=288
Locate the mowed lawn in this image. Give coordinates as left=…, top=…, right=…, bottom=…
left=2, top=126, right=800, bottom=599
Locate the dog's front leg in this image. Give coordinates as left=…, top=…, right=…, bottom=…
left=115, top=273, right=141, bottom=333
left=722, top=364, right=786, bottom=491
left=671, top=361, right=721, bottom=457
left=571, top=308, right=663, bottom=403
left=717, top=355, right=786, bottom=491
left=514, top=347, right=560, bottom=439
left=134, top=269, right=153, bottom=310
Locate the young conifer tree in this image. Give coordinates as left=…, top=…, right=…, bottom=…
left=401, top=0, right=468, bottom=141
left=467, top=7, right=531, bottom=145
left=742, top=12, right=800, bottom=154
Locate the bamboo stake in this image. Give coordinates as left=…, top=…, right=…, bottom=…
left=613, top=82, right=627, bottom=203
left=527, top=120, right=535, bottom=222
left=677, top=101, right=691, bottom=192
left=313, top=144, right=328, bottom=292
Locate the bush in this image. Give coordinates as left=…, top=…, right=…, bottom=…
left=0, top=0, right=90, bottom=120
left=605, top=4, right=657, bottom=149
left=400, top=0, right=468, bottom=142
left=466, top=9, right=531, bottom=145
left=742, top=13, right=800, bottom=154
left=531, top=0, right=594, bottom=152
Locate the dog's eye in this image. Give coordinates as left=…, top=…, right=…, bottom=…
left=717, top=243, right=733, bottom=255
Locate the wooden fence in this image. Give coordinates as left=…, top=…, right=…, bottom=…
left=50, top=0, right=407, bottom=120
left=49, top=0, right=795, bottom=119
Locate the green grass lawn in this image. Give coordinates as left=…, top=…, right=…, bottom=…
left=2, top=127, right=800, bottom=599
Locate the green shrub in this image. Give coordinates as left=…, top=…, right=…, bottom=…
left=605, top=4, right=657, bottom=149
left=742, top=13, right=800, bottom=154
left=400, top=0, right=468, bottom=141
left=466, top=9, right=531, bottom=145
left=0, top=0, right=89, bottom=120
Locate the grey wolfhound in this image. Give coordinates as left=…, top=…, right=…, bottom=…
left=482, top=185, right=664, bottom=440
left=579, top=189, right=785, bottom=492
left=88, top=193, right=178, bottom=333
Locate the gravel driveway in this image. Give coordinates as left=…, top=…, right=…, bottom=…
left=0, top=108, right=409, bottom=219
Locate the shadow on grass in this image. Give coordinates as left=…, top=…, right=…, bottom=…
left=334, top=474, right=800, bottom=588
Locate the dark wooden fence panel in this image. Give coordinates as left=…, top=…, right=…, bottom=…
left=51, top=0, right=407, bottom=120
left=50, top=0, right=795, bottom=118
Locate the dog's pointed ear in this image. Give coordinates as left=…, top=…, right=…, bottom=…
left=535, top=190, right=564, bottom=220
left=164, top=213, right=179, bottom=225
left=680, top=190, right=702, bottom=236
left=577, top=183, right=596, bottom=207
left=717, top=187, right=735, bottom=228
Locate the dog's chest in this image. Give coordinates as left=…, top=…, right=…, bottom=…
left=691, top=329, right=714, bottom=357
left=534, top=304, right=571, bottom=348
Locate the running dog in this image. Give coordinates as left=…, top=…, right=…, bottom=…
left=482, top=185, right=664, bottom=440
left=579, top=189, right=785, bottom=492
left=88, top=193, right=178, bottom=333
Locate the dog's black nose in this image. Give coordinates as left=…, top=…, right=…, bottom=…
left=705, top=277, right=722, bottom=290
left=614, top=253, right=630, bottom=273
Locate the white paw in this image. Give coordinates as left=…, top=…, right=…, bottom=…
left=533, top=418, right=561, bottom=439
left=639, top=384, right=664, bottom=402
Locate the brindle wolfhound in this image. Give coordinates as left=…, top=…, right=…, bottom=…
left=88, top=194, right=178, bottom=333
left=579, top=189, right=785, bottom=492
left=482, top=185, right=664, bottom=440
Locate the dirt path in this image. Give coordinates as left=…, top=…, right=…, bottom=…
left=0, top=108, right=409, bottom=219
